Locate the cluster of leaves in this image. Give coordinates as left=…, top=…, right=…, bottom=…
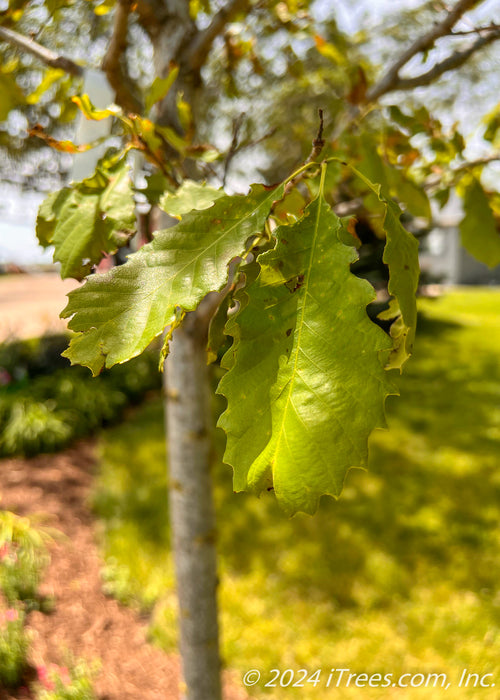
left=0, top=0, right=114, bottom=188
left=2, top=0, right=496, bottom=516
left=0, top=334, right=161, bottom=458
left=27, top=42, right=500, bottom=510
left=35, top=91, right=423, bottom=514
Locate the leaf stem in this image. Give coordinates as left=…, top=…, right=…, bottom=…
left=319, top=161, right=327, bottom=197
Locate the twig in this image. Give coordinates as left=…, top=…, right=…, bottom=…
left=309, top=108, right=325, bottom=161
left=394, top=29, right=500, bottom=91
left=453, top=153, right=500, bottom=171
left=450, top=23, right=500, bottom=35
left=424, top=152, right=500, bottom=190
left=187, top=0, right=251, bottom=71
left=283, top=109, right=325, bottom=197
left=102, top=0, right=142, bottom=113
left=366, top=0, right=482, bottom=101
left=0, top=25, right=83, bottom=77
left=218, top=124, right=276, bottom=186
left=222, top=113, right=245, bottom=187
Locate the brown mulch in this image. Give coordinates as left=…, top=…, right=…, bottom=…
left=0, top=442, right=247, bottom=700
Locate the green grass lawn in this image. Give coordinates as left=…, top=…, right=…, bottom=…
left=93, top=289, right=500, bottom=698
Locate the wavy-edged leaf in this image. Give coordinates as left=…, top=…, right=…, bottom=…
left=218, top=190, right=396, bottom=516
left=207, top=293, right=232, bottom=365
left=36, top=157, right=135, bottom=280
left=460, top=178, right=500, bottom=268
left=349, top=165, right=419, bottom=369
left=61, top=183, right=284, bottom=375
left=159, top=180, right=224, bottom=218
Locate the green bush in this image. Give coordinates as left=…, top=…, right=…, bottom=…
left=0, top=334, right=161, bottom=457
left=0, top=509, right=51, bottom=606
left=0, top=399, right=72, bottom=457
left=36, top=659, right=99, bottom=700
left=0, top=608, right=29, bottom=688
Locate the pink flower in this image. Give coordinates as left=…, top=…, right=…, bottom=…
left=58, top=666, right=71, bottom=685
left=37, top=665, right=55, bottom=691
left=4, top=609, right=18, bottom=622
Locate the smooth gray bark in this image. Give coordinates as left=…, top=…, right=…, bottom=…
left=142, top=5, right=228, bottom=696
left=164, top=310, right=222, bottom=700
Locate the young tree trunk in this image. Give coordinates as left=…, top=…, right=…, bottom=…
left=142, top=7, right=224, bottom=695
left=164, top=307, right=222, bottom=700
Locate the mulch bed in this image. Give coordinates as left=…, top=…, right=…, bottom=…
left=0, top=442, right=247, bottom=700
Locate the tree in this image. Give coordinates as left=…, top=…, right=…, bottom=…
left=1, top=1, right=500, bottom=699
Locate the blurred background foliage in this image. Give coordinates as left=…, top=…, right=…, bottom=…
left=0, top=334, right=161, bottom=457
left=2, top=0, right=500, bottom=288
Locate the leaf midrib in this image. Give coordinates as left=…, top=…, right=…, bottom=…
left=269, top=195, right=323, bottom=468
left=68, top=187, right=280, bottom=355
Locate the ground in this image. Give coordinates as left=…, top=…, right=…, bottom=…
left=0, top=442, right=246, bottom=700
left=2, top=274, right=500, bottom=699
left=0, top=273, right=246, bottom=700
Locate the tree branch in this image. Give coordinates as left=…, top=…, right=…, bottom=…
left=453, top=153, right=500, bottom=171
left=450, top=23, right=500, bottom=35
left=0, top=25, right=83, bottom=77
left=366, top=0, right=482, bottom=101
left=187, top=0, right=251, bottom=71
left=101, top=0, right=143, bottom=113
left=394, top=29, right=500, bottom=92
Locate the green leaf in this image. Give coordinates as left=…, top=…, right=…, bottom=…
left=388, top=169, right=431, bottom=220
left=207, top=292, right=232, bottom=365
left=36, top=156, right=136, bottom=280
left=93, top=0, right=116, bottom=15
left=388, top=105, right=427, bottom=135
left=314, top=35, right=346, bottom=65
left=72, top=94, right=118, bottom=121
left=217, top=180, right=396, bottom=516
left=348, top=165, right=419, bottom=370
left=26, top=68, right=65, bottom=105
left=138, top=173, right=172, bottom=207
left=459, top=178, right=500, bottom=268
left=145, top=66, right=180, bottom=113
left=357, top=132, right=389, bottom=191
left=159, top=180, right=224, bottom=218
left=189, top=0, right=211, bottom=19
left=0, top=71, right=25, bottom=121
left=61, top=183, right=284, bottom=375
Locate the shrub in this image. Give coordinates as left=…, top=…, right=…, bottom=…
left=36, top=659, right=99, bottom=700
left=0, top=509, right=50, bottom=606
left=0, top=399, right=72, bottom=457
left=0, top=607, right=29, bottom=688
left=0, top=333, right=161, bottom=457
